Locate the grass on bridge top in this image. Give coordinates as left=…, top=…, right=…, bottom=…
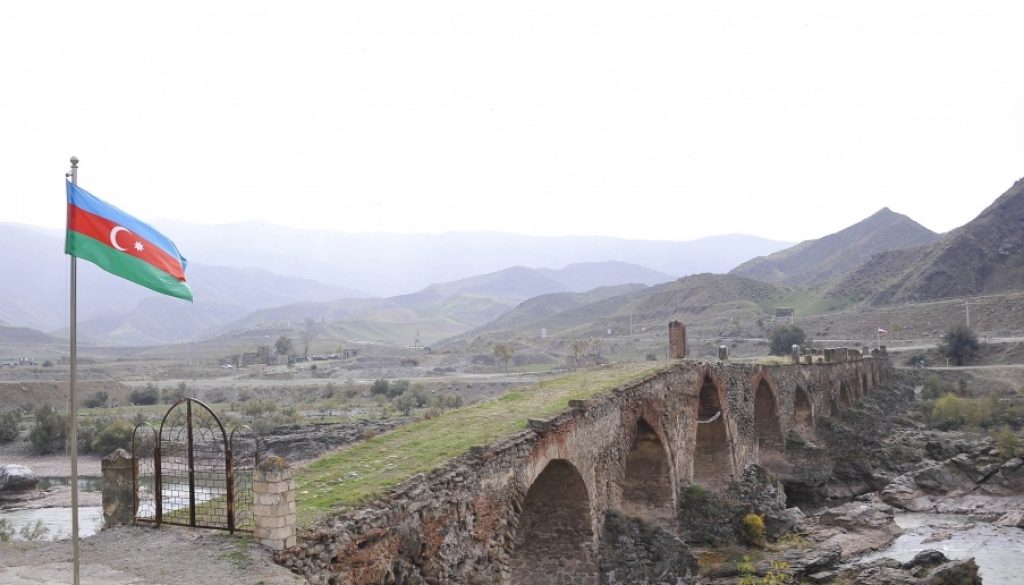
left=295, top=362, right=666, bottom=526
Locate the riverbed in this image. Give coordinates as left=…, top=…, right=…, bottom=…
left=858, top=513, right=1024, bottom=585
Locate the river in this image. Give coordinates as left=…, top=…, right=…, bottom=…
left=858, top=513, right=1024, bottom=585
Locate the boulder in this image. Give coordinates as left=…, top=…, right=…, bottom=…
left=810, top=501, right=903, bottom=558
left=0, top=464, right=38, bottom=493
left=994, top=509, right=1024, bottom=528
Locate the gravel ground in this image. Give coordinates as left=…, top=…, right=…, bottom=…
left=0, top=524, right=303, bottom=585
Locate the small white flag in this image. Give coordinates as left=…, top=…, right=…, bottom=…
left=878, top=328, right=888, bottom=334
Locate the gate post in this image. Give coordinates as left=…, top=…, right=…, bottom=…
left=102, top=449, right=134, bottom=528
left=252, top=456, right=296, bottom=550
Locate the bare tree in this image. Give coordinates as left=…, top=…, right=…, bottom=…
left=302, top=317, right=316, bottom=360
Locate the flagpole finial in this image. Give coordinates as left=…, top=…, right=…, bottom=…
left=70, top=156, right=79, bottom=167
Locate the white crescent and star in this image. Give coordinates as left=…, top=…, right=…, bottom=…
left=109, top=226, right=144, bottom=253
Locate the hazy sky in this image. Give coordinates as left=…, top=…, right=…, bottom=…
left=2, top=2, right=1022, bottom=242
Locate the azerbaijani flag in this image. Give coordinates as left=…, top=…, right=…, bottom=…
left=65, top=181, right=192, bottom=301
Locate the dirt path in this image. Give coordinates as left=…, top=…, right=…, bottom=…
left=0, top=525, right=303, bottom=585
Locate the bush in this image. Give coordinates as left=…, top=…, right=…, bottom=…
left=0, top=410, right=22, bottom=443
left=90, top=417, right=134, bottom=455
left=370, top=378, right=390, bottom=396
left=83, top=391, right=109, bottom=409
left=940, top=325, right=980, bottom=366
left=741, top=513, right=767, bottom=547
left=393, top=391, right=417, bottom=416
left=769, top=326, right=806, bottom=356
left=162, top=382, right=189, bottom=404
left=993, top=426, right=1022, bottom=460
left=931, top=393, right=993, bottom=429
left=130, top=385, right=160, bottom=405
left=29, top=405, right=68, bottom=454
left=387, top=379, right=410, bottom=399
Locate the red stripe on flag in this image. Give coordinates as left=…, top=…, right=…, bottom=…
left=67, top=204, right=186, bottom=281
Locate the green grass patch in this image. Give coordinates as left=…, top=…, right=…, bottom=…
left=295, top=363, right=665, bottom=525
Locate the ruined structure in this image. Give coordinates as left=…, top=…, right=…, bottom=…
left=280, top=353, right=889, bottom=584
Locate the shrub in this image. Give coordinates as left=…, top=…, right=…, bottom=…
left=29, top=405, right=68, bottom=454
left=0, top=410, right=22, bottom=443
left=90, top=417, right=134, bottom=456
left=83, top=391, right=109, bottom=409
left=741, top=513, right=767, bottom=547
left=370, top=378, right=390, bottom=396
left=393, top=391, right=417, bottom=416
left=993, top=426, right=1022, bottom=460
left=387, top=379, right=410, bottom=399
left=162, top=382, right=189, bottom=404
left=769, top=326, right=806, bottom=356
left=931, top=393, right=993, bottom=429
left=129, top=385, right=160, bottom=405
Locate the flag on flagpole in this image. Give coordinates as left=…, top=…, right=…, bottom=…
left=877, top=328, right=888, bottom=334
left=65, top=181, right=192, bottom=301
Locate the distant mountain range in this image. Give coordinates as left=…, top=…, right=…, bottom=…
left=156, top=221, right=791, bottom=296
left=215, top=262, right=673, bottom=346
left=0, top=220, right=781, bottom=346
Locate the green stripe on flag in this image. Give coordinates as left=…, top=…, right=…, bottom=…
left=66, top=231, right=193, bottom=301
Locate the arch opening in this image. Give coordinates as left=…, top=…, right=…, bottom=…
left=829, top=397, right=840, bottom=418
left=621, top=418, right=674, bottom=523
left=862, top=373, right=869, bottom=395
left=794, top=386, right=814, bottom=437
left=692, top=375, right=733, bottom=490
left=754, top=380, right=785, bottom=456
left=509, top=460, right=597, bottom=585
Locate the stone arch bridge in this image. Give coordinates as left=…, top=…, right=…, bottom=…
left=286, top=356, right=890, bottom=585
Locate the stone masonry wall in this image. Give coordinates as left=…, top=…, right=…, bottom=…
left=277, top=356, right=889, bottom=584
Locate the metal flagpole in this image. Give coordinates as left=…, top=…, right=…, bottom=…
left=68, top=155, right=81, bottom=585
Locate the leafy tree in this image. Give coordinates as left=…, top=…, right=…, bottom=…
left=274, top=335, right=295, bottom=356
left=492, top=342, right=514, bottom=372
left=29, top=405, right=68, bottom=454
left=0, top=410, right=22, bottom=443
left=769, top=325, right=806, bottom=356
left=940, top=324, right=980, bottom=366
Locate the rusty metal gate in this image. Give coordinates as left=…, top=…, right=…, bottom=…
left=132, top=398, right=259, bottom=533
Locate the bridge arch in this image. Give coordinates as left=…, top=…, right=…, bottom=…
left=691, top=370, right=734, bottom=489
left=793, top=385, right=814, bottom=437
left=621, top=416, right=675, bottom=523
left=862, top=372, right=869, bottom=395
left=753, top=377, right=785, bottom=457
left=509, top=459, right=598, bottom=585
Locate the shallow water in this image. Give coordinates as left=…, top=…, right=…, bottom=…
left=1, top=475, right=103, bottom=541
left=0, top=506, right=104, bottom=541
left=859, top=513, right=1024, bottom=585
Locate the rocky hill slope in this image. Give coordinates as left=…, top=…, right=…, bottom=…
left=731, top=208, right=939, bottom=286
left=834, top=176, right=1024, bottom=305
